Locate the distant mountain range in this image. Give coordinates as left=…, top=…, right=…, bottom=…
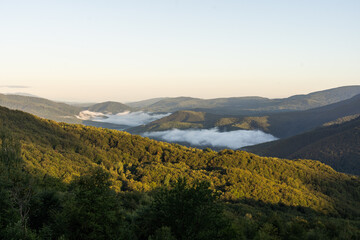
left=126, top=97, right=168, bottom=109
left=1, top=85, right=360, bottom=138
left=139, top=85, right=360, bottom=115
left=1, top=86, right=359, bottom=176
left=131, top=94, right=360, bottom=138
left=0, top=95, right=132, bottom=124
left=245, top=116, right=360, bottom=175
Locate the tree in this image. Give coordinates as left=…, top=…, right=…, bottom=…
left=139, top=178, right=234, bottom=240
left=58, top=167, right=129, bottom=240
left=0, top=130, right=34, bottom=238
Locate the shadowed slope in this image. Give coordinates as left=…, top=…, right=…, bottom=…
left=245, top=116, right=360, bottom=175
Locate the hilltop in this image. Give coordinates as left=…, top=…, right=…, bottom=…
left=86, top=101, right=132, bottom=114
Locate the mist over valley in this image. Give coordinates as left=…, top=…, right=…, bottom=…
left=77, top=109, right=278, bottom=149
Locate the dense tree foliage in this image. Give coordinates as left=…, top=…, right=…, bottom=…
left=137, top=178, right=233, bottom=240
left=0, top=106, right=360, bottom=239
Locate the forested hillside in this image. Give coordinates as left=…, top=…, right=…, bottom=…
left=0, top=93, right=82, bottom=123
left=245, top=116, right=360, bottom=175
left=0, top=106, right=359, bottom=239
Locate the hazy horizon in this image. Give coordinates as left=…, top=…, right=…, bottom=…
left=1, top=1, right=359, bottom=102
left=1, top=84, right=360, bottom=104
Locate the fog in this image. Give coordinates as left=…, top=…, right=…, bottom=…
left=143, top=128, right=278, bottom=149
left=77, top=110, right=170, bottom=127
left=78, top=111, right=278, bottom=148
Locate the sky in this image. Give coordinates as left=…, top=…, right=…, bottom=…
left=0, top=0, right=359, bottom=102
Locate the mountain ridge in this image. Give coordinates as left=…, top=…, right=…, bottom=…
left=244, top=116, right=360, bottom=175
left=142, top=85, right=360, bottom=114
left=129, top=94, right=360, bottom=139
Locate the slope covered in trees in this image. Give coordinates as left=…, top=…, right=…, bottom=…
left=0, top=106, right=359, bottom=239
left=0, top=93, right=82, bottom=123
left=0, top=105, right=359, bottom=214
left=245, top=116, right=360, bottom=175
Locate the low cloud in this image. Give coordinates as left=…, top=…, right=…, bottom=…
left=78, top=111, right=170, bottom=127
left=0, top=85, right=29, bottom=89
left=77, top=110, right=106, bottom=121
left=143, top=128, right=278, bottom=149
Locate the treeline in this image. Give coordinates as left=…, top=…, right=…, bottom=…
left=0, top=106, right=360, bottom=239
left=1, top=142, right=359, bottom=239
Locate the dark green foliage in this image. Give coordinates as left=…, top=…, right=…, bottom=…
left=0, top=105, right=360, bottom=239
left=265, top=93, right=360, bottom=138
left=138, top=178, right=233, bottom=240
left=148, top=226, right=176, bottom=240
left=247, top=116, right=360, bottom=175
left=0, top=105, right=359, bottom=216
left=0, top=131, right=36, bottom=239
left=57, top=167, right=128, bottom=240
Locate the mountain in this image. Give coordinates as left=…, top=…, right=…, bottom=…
left=64, top=101, right=97, bottom=107
left=265, top=93, right=360, bottom=138
left=0, top=93, right=82, bottom=123
left=131, top=94, right=360, bottom=139
left=244, top=116, right=360, bottom=175
left=144, top=96, right=272, bottom=114
left=143, top=86, right=360, bottom=115
left=1, top=105, right=360, bottom=239
left=86, top=101, right=132, bottom=114
left=129, top=110, right=219, bottom=133
left=126, top=97, right=168, bottom=109
left=8, top=92, right=39, bottom=97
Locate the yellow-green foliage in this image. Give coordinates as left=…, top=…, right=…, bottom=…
left=323, top=114, right=360, bottom=127
left=0, top=106, right=359, bottom=216
left=233, top=116, right=270, bottom=131
left=147, top=122, right=203, bottom=131
left=215, top=118, right=238, bottom=126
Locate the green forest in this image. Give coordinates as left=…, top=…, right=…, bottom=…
left=0, top=106, right=359, bottom=239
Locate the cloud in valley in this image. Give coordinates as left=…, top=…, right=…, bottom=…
left=143, top=128, right=278, bottom=149
left=78, top=111, right=171, bottom=127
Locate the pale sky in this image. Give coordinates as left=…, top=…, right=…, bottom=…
left=0, top=0, right=359, bottom=102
